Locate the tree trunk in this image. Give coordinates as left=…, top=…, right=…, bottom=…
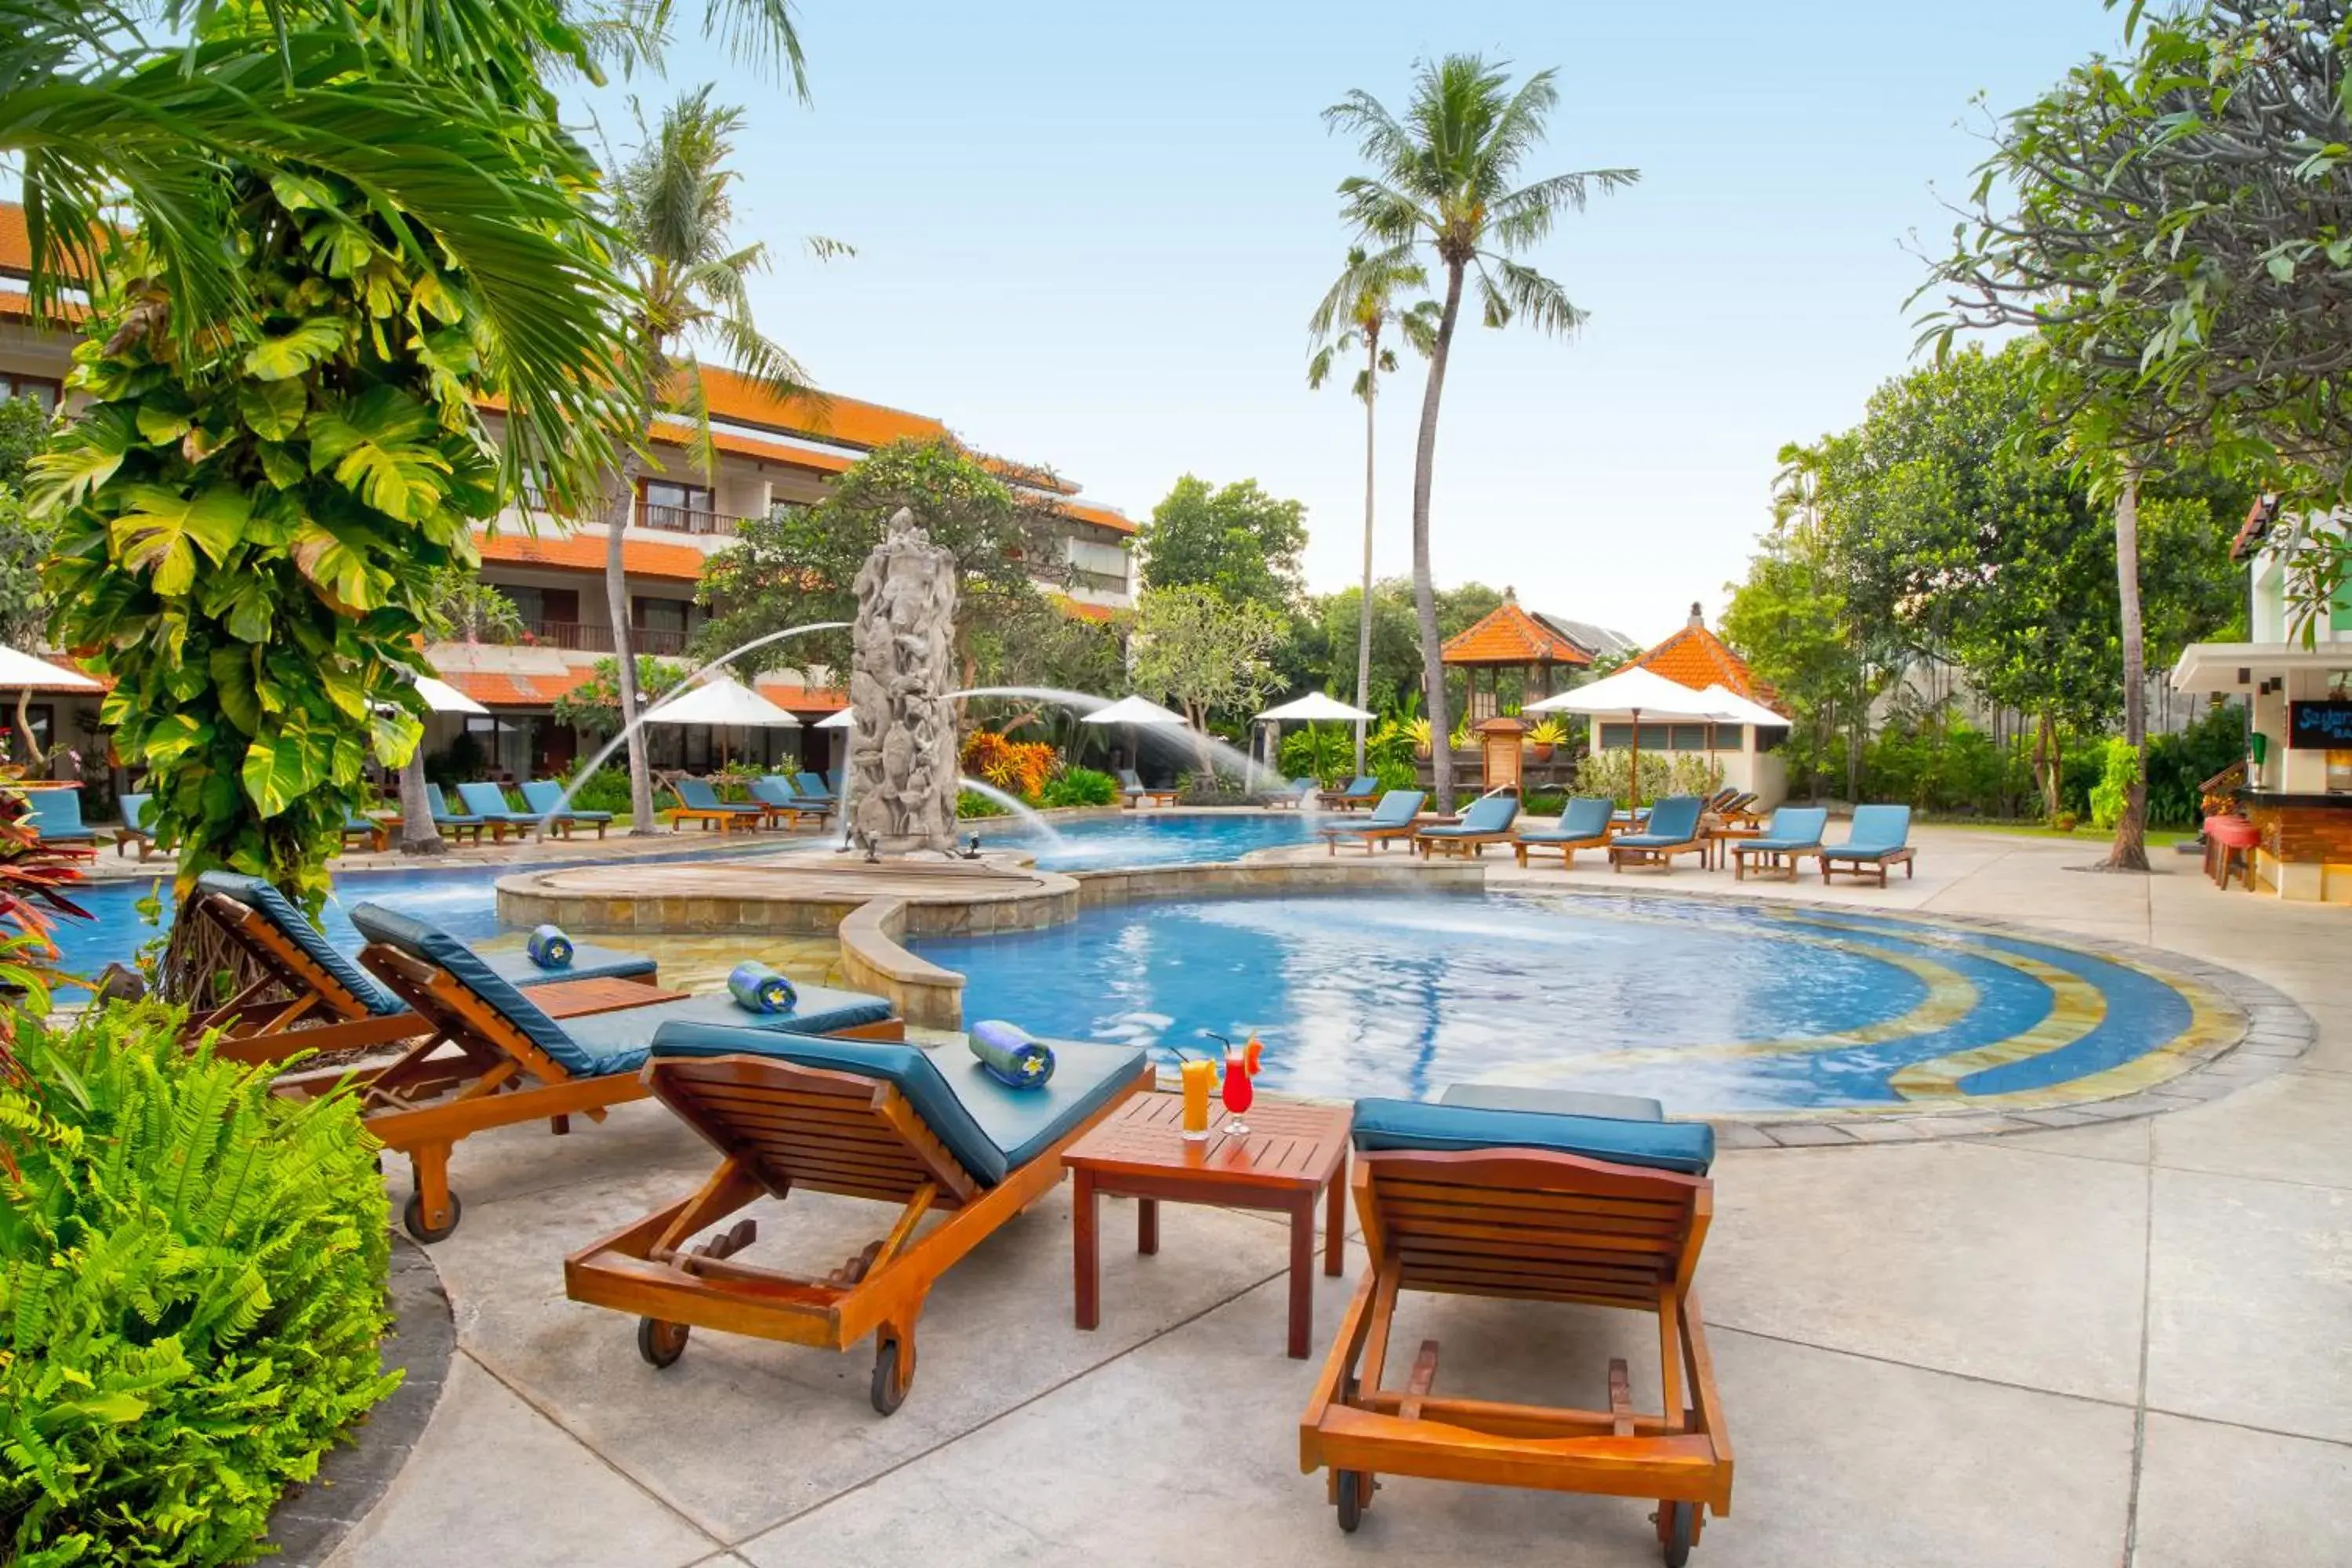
left=396, top=747, right=444, bottom=855
left=2106, top=468, right=2150, bottom=871
left=601, top=463, right=660, bottom=837
left=2038, top=710, right=2063, bottom=820
left=1353, top=327, right=1381, bottom=777
left=1410, top=264, right=1466, bottom=810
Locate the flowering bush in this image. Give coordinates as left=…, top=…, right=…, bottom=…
left=960, top=731, right=1055, bottom=801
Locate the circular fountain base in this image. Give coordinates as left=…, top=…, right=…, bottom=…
left=497, top=852, right=1079, bottom=1028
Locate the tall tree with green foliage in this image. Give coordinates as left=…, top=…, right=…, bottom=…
left=598, top=86, right=845, bottom=834
left=697, top=437, right=1071, bottom=689
left=1136, top=476, right=1308, bottom=611
left=0, top=396, right=55, bottom=653
left=1127, top=585, right=1285, bottom=771
left=1324, top=55, right=1635, bottom=807
left=1308, top=245, right=1436, bottom=771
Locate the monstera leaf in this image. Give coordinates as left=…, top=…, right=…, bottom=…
left=306, top=388, right=452, bottom=521
left=241, top=317, right=347, bottom=381
left=109, top=486, right=252, bottom=595
left=242, top=719, right=332, bottom=819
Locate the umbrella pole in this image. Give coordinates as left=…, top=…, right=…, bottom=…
left=1629, top=706, right=1642, bottom=819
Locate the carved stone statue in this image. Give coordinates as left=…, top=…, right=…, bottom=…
left=848, top=509, right=960, bottom=854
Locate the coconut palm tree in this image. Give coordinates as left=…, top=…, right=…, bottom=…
left=1323, top=56, right=1636, bottom=808
left=1308, top=246, right=1436, bottom=774
left=598, top=88, right=848, bottom=833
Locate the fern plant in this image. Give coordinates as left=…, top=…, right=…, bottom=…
left=0, top=1004, right=398, bottom=1565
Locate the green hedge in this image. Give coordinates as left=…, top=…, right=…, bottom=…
left=1037, top=767, right=1118, bottom=808
left=1, top=1004, right=399, bottom=1565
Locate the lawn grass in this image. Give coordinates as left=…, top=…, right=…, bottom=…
left=1925, top=818, right=2198, bottom=848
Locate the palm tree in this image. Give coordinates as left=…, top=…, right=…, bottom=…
left=599, top=88, right=848, bottom=834
left=1308, top=246, right=1436, bottom=775
left=1323, top=56, right=1636, bottom=808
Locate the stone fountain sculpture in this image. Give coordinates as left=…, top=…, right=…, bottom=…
left=847, top=509, right=961, bottom=855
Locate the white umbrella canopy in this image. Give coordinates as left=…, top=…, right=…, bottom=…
left=414, top=674, right=490, bottom=716
left=1524, top=665, right=1731, bottom=718
left=642, top=677, right=802, bottom=728
left=1695, top=684, right=1788, bottom=728
left=1079, top=694, right=1188, bottom=727
left=1256, top=691, right=1374, bottom=723
left=0, top=644, right=99, bottom=691
left=815, top=708, right=855, bottom=729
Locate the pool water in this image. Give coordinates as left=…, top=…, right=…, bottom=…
left=974, top=811, right=1319, bottom=870
left=913, top=890, right=2223, bottom=1116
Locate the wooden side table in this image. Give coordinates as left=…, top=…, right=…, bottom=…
left=1063, top=1093, right=1352, bottom=1359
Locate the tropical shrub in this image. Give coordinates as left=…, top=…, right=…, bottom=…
left=1275, top=724, right=1353, bottom=785
left=1366, top=716, right=1425, bottom=772
left=562, top=767, right=635, bottom=817
left=1371, top=758, right=1417, bottom=793
left=1668, top=755, right=1726, bottom=797
left=956, top=788, right=1008, bottom=819
left=2146, top=704, right=2246, bottom=829
left=0, top=1004, right=399, bottom=1565
left=549, top=657, right=693, bottom=741
left=2089, top=737, right=2140, bottom=832
left=1175, top=771, right=1253, bottom=806
left=1573, top=749, right=1671, bottom=808
left=1037, top=767, right=1118, bottom=809
left=38, top=187, right=505, bottom=919
left=959, top=731, right=1055, bottom=801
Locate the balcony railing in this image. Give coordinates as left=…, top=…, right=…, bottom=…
left=522, top=621, right=689, bottom=656
left=636, top=503, right=744, bottom=537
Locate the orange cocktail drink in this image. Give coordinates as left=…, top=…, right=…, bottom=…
left=1180, top=1057, right=1215, bottom=1140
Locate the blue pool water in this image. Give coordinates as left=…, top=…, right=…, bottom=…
left=913, top=891, right=2211, bottom=1115
left=973, top=811, right=1318, bottom=870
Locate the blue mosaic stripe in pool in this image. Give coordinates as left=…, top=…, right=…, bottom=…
left=911, top=890, right=2226, bottom=1116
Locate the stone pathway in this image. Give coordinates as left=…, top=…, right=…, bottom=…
left=316, top=829, right=2352, bottom=1566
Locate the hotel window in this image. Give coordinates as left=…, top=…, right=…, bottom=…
left=638, top=479, right=714, bottom=532
left=0, top=373, right=61, bottom=413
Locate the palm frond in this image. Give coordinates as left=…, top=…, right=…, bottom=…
left=1334, top=176, right=1433, bottom=246
left=1486, top=167, right=1641, bottom=251
left=1320, top=86, right=1424, bottom=193
left=1474, top=256, right=1588, bottom=336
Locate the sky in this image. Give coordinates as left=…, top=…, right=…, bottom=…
left=570, top=1, right=2130, bottom=648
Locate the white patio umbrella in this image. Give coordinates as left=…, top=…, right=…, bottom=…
left=816, top=708, right=855, bottom=729
left=1254, top=692, right=1375, bottom=788
left=0, top=644, right=98, bottom=691
left=1080, top=694, right=1188, bottom=785
left=1695, top=684, right=1787, bottom=728
left=642, top=677, right=800, bottom=767
left=414, top=673, right=490, bottom=716
left=1526, top=667, right=1733, bottom=810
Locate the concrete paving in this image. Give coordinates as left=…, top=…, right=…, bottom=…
left=325, top=828, right=2352, bottom=1566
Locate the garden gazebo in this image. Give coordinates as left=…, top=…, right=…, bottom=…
left=1439, top=599, right=1597, bottom=720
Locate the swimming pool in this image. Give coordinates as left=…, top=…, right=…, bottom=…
left=45, top=812, right=1316, bottom=975
left=912, top=890, right=2234, bottom=1116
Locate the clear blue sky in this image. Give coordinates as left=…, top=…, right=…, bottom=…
left=575, top=1, right=2128, bottom=646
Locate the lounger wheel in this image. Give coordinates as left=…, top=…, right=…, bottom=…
left=401, top=1190, right=461, bottom=1243
left=1334, top=1470, right=1369, bottom=1534
left=870, top=1330, right=913, bottom=1416
left=1657, top=1501, right=1696, bottom=1566
left=637, top=1316, right=691, bottom=1369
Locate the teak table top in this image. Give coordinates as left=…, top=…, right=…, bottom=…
left=1062, top=1092, right=1351, bottom=1196
left=528, top=976, right=688, bottom=1020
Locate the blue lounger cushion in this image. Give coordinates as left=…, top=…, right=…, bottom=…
left=1351, top=1096, right=1714, bottom=1175
left=1823, top=804, right=1912, bottom=859
left=1338, top=775, right=1378, bottom=798
left=350, top=903, right=891, bottom=1080
left=648, top=1023, right=1148, bottom=1186
left=1611, top=796, right=1704, bottom=848
left=1740, top=807, right=1828, bottom=853
left=27, top=788, right=96, bottom=843
left=793, top=772, right=837, bottom=802
left=1327, top=789, right=1425, bottom=833
left=117, top=792, right=155, bottom=839
left=520, top=780, right=612, bottom=823
left=1520, top=797, right=1614, bottom=842
left=1421, top=794, right=1520, bottom=837
left=202, top=872, right=660, bottom=1010
left=1438, top=1083, right=1665, bottom=1121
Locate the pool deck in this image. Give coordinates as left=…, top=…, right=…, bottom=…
left=315, top=826, right=2352, bottom=1567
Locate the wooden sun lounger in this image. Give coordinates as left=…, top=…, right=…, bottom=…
left=1608, top=835, right=1708, bottom=872
left=1300, top=1146, right=1731, bottom=1562
left=566, top=1044, right=1154, bottom=1414
left=354, top=929, right=906, bottom=1243
left=670, top=782, right=763, bottom=833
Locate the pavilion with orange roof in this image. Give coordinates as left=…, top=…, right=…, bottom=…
left=1595, top=602, right=1793, bottom=808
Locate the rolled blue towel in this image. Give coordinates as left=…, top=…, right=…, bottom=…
left=728, top=960, right=798, bottom=1014
left=526, top=925, right=575, bottom=969
left=968, top=1018, right=1054, bottom=1089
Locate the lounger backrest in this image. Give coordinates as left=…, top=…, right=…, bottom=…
left=456, top=782, right=517, bottom=818
left=795, top=772, right=831, bottom=798
left=1346, top=775, right=1377, bottom=797
left=748, top=776, right=795, bottom=806
left=1643, top=795, right=1704, bottom=842
left=672, top=777, right=724, bottom=810
left=518, top=781, right=574, bottom=816
left=118, top=792, right=153, bottom=833
left=1367, top=789, right=1426, bottom=827
left=26, top=788, right=85, bottom=836
left=1458, top=793, right=1519, bottom=833
left=1116, top=768, right=1145, bottom=791
left=1765, top=807, right=1828, bottom=844
left=349, top=902, right=597, bottom=1078
left=196, top=870, right=401, bottom=1016
left=1845, top=804, right=1911, bottom=850
left=1559, top=797, right=1614, bottom=838
left=648, top=1020, right=1009, bottom=1188
left=428, top=789, right=465, bottom=822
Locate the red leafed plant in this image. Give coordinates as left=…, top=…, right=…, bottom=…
left=959, top=731, right=1056, bottom=802
left=0, top=776, right=95, bottom=1077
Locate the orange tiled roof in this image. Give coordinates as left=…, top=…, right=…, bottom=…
left=1051, top=594, right=1116, bottom=623
left=691, top=365, right=949, bottom=452
left=1054, top=499, right=1135, bottom=537
left=1636, top=619, right=1773, bottom=702
left=1441, top=602, right=1594, bottom=668
left=438, top=668, right=597, bottom=707
left=0, top=205, right=27, bottom=276
left=474, top=529, right=706, bottom=582
left=750, top=675, right=848, bottom=713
